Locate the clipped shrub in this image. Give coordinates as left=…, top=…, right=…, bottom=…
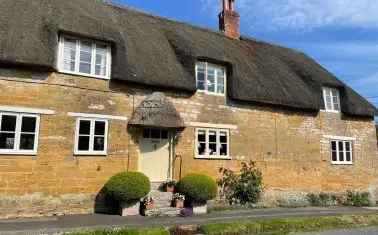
left=344, top=191, right=370, bottom=207
left=307, top=193, right=338, bottom=207
left=176, top=174, right=217, bottom=203
left=218, top=161, right=263, bottom=205
left=103, top=172, right=150, bottom=204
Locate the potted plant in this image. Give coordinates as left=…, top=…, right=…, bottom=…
left=165, top=180, right=176, bottom=192
left=142, top=196, right=155, bottom=210
left=103, top=172, right=151, bottom=216
left=176, top=174, right=217, bottom=215
left=172, top=193, right=185, bottom=208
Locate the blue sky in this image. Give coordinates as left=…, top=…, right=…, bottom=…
left=113, top=0, right=378, bottom=120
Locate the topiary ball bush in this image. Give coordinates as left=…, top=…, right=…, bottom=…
left=103, top=172, right=151, bottom=204
left=176, top=174, right=217, bottom=203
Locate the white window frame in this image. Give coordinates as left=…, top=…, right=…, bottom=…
left=0, top=112, right=40, bottom=155
left=195, top=128, right=230, bottom=160
left=74, top=118, right=109, bottom=156
left=58, top=35, right=112, bottom=80
left=195, top=62, right=227, bottom=96
left=330, top=139, right=353, bottom=165
left=322, top=87, right=341, bottom=113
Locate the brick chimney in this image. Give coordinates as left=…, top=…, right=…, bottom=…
left=219, top=0, right=240, bottom=39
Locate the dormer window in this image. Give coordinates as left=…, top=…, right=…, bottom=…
left=323, top=87, right=340, bottom=112
left=196, top=62, right=226, bottom=95
left=58, top=35, right=111, bottom=80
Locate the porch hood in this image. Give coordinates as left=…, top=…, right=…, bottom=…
left=128, top=92, right=186, bottom=128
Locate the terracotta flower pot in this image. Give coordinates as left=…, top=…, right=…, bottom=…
left=146, top=202, right=155, bottom=210
left=175, top=199, right=184, bottom=208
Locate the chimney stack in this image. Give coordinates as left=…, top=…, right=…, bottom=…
left=219, top=0, right=240, bottom=39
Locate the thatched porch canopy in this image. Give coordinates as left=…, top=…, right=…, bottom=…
left=128, top=93, right=185, bottom=129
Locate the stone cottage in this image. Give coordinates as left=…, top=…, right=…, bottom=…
left=0, top=0, right=377, bottom=218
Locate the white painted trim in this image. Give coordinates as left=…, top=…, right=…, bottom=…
left=58, top=35, right=111, bottom=80
left=68, top=112, right=127, bottom=121
left=189, top=122, right=237, bottom=130
left=195, top=128, right=231, bottom=160
left=195, top=62, right=227, bottom=96
left=0, top=113, right=40, bottom=155
left=322, top=87, right=341, bottom=113
left=74, top=118, right=108, bottom=156
left=323, top=135, right=356, bottom=141
left=0, top=106, right=55, bottom=115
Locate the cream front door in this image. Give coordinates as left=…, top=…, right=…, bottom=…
left=139, top=128, right=171, bottom=182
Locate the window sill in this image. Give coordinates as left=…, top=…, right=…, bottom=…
left=195, top=156, right=232, bottom=160
left=0, top=151, right=37, bottom=156
left=331, top=162, right=353, bottom=165
left=58, top=70, right=110, bottom=80
left=320, top=109, right=340, bottom=114
left=74, top=152, right=108, bottom=156
left=197, top=90, right=226, bottom=97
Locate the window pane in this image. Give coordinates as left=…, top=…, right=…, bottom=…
left=94, top=137, right=105, bottom=151
left=79, top=63, right=91, bottom=74
left=198, top=142, right=206, bottom=155
left=209, top=131, right=217, bottom=142
left=332, top=151, right=337, bottom=162
left=161, top=130, right=168, bottom=139
left=198, top=130, right=206, bottom=142
left=79, top=120, right=91, bottom=135
left=21, top=117, right=36, bottom=133
left=197, top=81, right=205, bottom=90
left=1, top=115, right=17, bottom=132
left=220, top=132, right=228, bottom=143
left=19, top=134, right=35, bottom=150
left=151, top=129, right=160, bottom=139
left=331, top=141, right=337, bottom=151
left=346, top=152, right=351, bottom=162
left=79, top=42, right=92, bottom=74
left=207, top=68, right=215, bottom=92
left=345, top=142, right=351, bottom=151
left=95, top=46, right=107, bottom=76
left=0, top=133, right=15, bottom=149
left=209, top=143, right=217, bottom=155
left=220, top=144, right=228, bottom=156
left=78, top=136, right=90, bottom=151
left=95, top=121, right=105, bottom=136
left=338, top=142, right=344, bottom=161
left=143, top=129, right=150, bottom=139
left=216, top=68, right=225, bottom=94
left=63, top=38, right=76, bottom=71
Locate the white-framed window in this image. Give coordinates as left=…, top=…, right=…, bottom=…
left=74, top=118, right=108, bottom=155
left=323, top=87, right=340, bottom=112
left=196, top=62, right=226, bottom=95
left=195, top=128, right=230, bottom=159
left=0, top=112, right=40, bottom=155
left=330, top=139, right=353, bottom=165
left=58, top=35, right=111, bottom=80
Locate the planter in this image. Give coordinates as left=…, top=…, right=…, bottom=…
left=120, top=201, right=140, bottom=216
left=192, top=202, right=207, bottom=215
left=174, top=199, right=185, bottom=208
left=145, top=202, right=155, bottom=210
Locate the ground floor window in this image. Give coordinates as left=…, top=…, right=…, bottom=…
left=0, top=112, right=40, bottom=154
left=331, top=139, right=353, bottom=164
left=74, top=118, right=108, bottom=155
left=196, top=128, right=230, bottom=159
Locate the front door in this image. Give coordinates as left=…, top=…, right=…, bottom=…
left=139, top=128, right=171, bottom=182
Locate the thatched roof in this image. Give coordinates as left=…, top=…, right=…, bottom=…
left=0, top=0, right=377, bottom=117
left=128, top=92, right=185, bottom=128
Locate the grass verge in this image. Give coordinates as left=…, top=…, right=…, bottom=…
left=200, top=214, right=378, bottom=235
left=68, top=227, right=169, bottom=235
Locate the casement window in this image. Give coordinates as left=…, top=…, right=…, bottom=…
left=323, top=87, right=340, bottom=112
left=196, top=62, right=226, bottom=95
left=195, top=128, right=230, bottom=159
left=74, top=118, right=108, bottom=155
left=330, top=139, right=353, bottom=165
left=0, top=113, right=40, bottom=155
left=58, top=36, right=111, bottom=79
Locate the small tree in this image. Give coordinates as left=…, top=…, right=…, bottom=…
left=218, top=161, right=263, bottom=205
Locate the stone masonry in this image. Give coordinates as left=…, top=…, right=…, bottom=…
left=0, top=68, right=377, bottom=218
